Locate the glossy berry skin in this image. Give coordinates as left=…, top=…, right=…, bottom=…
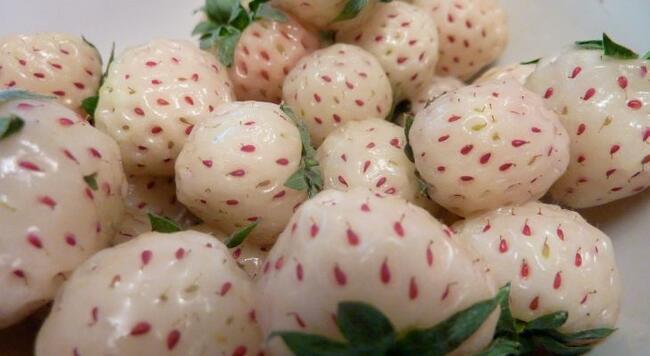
left=408, top=0, right=508, bottom=80
left=230, top=17, right=319, bottom=103
left=113, top=175, right=197, bottom=246
left=95, top=39, right=234, bottom=177
left=409, top=80, right=570, bottom=217
left=175, top=101, right=306, bottom=247
left=35, top=231, right=263, bottom=356
left=336, top=1, right=440, bottom=101
left=526, top=50, right=650, bottom=208
left=474, top=62, right=535, bottom=85
left=0, top=33, right=102, bottom=112
left=256, top=189, right=498, bottom=356
left=283, top=44, right=393, bottom=146
left=409, top=75, right=464, bottom=115
left=192, top=224, right=268, bottom=280
left=316, top=118, right=436, bottom=211
left=0, top=99, right=126, bottom=328
left=454, top=201, right=621, bottom=333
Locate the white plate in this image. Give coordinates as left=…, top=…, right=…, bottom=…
left=1, top=0, right=648, bottom=354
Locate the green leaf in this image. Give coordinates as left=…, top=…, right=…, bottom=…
left=336, top=302, right=395, bottom=344
left=334, top=0, right=368, bottom=22
left=217, top=30, right=241, bottom=67
left=575, top=39, right=603, bottom=50
left=0, top=89, right=53, bottom=103
left=546, top=328, right=616, bottom=344
left=270, top=332, right=351, bottom=356
left=602, top=33, right=638, bottom=59
left=285, top=169, right=308, bottom=190
left=254, top=3, right=288, bottom=22
left=0, top=115, right=25, bottom=140
left=415, top=172, right=429, bottom=198
left=148, top=213, right=181, bottom=233
left=82, top=35, right=98, bottom=51
left=525, top=311, right=568, bottom=331
left=192, top=20, right=220, bottom=36
left=224, top=221, right=258, bottom=248
left=643, top=51, right=650, bottom=60
left=476, top=337, right=521, bottom=356
left=532, top=336, right=592, bottom=355
left=205, top=0, right=240, bottom=24
left=83, top=173, right=98, bottom=191
left=81, top=96, right=99, bottom=118
left=394, top=285, right=506, bottom=355
left=403, top=114, right=415, bottom=163
left=494, top=283, right=516, bottom=335
left=100, top=42, right=115, bottom=86
left=520, top=58, right=540, bottom=65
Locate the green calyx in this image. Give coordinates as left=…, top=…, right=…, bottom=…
left=0, top=115, right=25, bottom=140
left=575, top=33, right=639, bottom=59
left=480, top=284, right=616, bottom=356
left=271, top=284, right=508, bottom=356
left=148, top=212, right=182, bottom=233
left=224, top=221, right=258, bottom=248
left=81, top=41, right=115, bottom=123
left=193, top=0, right=287, bottom=67
left=334, top=0, right=393, bottom=23
left=281, top=104, right=323, bottom=198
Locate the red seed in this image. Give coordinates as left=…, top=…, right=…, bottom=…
left=241, top=144, right=255, bottom=152
left=522, top=221, right=531, bottom=236
left=499, top=238, right=508, bottom=253
left=460, top=176, right=474, bottom=182
left=220, top=282, right=232, bottom=296
left=380, top=259, right=391, bottom=284
left=627, top=99, right=642, bottom=110
left=529, top=296, right=539, bottom=310
left=499, top=163, right=514, bottom=171
left=175, top=248, right=186, bottom=260
left=334, top=265, right=347, bottom=286
left=91, top=307, right=98, bottom=323
left=19, top=161, right=41, bottom=172
left=229, top=169, right=246, bottom=177
left=577, top=123, right=586, bottom=135
left=232, top=345, right=247, bottom=356
left=65, top=233, right=77, bottom=246
left=480, top=153, right=491, bottom=164
left=141, top=250, right=152, bottom=266
left=394, top=222, right=404, bottom=237
left=610, top=144, right=620, bottom=155
left=617, top=76, right=628, bottom=89
left=338, top=175, right=349, bottom=187
left=134, top=107, right=145, bottom=116
left=184, top=96, right=194, bottom=105
left=226, top=199, right=239, bottom=206
left=363, top=160, right=371, bottom=173
left=296, top=263, right=304, bottom=281
left=157, top=98, right=169, bottom=106
left=276, top=158, right=289, bottom=166
left=130, top=322, right=151, bottom=336
left=376, top=177, right=387, bottom=187
left=313, top=93, right=321, bottom=102
left=27, top=233, right=42, bottom=249
left=582, top=88, right=596, bottom=100
left=167, top=330, right=181, bottom=350
left=438, top=134, right=450, bottom=142
left=355, top=99, right=365, bottom=106
left=310, top=224, right=319, bottom=237
left=426, top=245, right=434, bottom=267
left=520, top=260, right=529, bottom=279
left=58, top=117, right=74, bottom=126
left=575, top=252, right=582, bottom=267
left=151, top=126, right=162, bottom=134
left=569, top=66, right=582, bottom=78
left=202, top=160, right=213, bottom=168
left=553, top=272, right=562, bottom=289
left=448, top=115, right=461, bottom=122
left=346, top=229, right=360, bottom=246
left=409, top=277, right=419, bottom=300
left=38, top=196, right=57, bottom=209
left=273, top=190, right=286, bottom=199
left=557, top=227, right=565, bottom=241
left=275, top=257, right=284, bottom=270
left=544, top=88, right=554, bottom=99
left=512, top=140, right=529, bottom=147
left=460, top=144, right=474, bottom=155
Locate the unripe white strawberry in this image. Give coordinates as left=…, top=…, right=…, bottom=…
left=526, top=49, right=650, bottom=208
left=453, top=201, right=621, bottom=333
left=316, top=118, right=436, bottom=211
left=409, top=80, right=570, bottom=217
left=270, top=0, right=379, bottom=30
left=0, top=33, right=102, bottom=112
left=192, top=224, right=268, bottom=279
left=408, top=0, right=508, bottom=80
left=474, top=62, right=535, bottom=85
left=0, top=97, right=126, bottom=328
left=35, top=231, right=263, bottom=355
left=283, top=44, right=393, bottom=146
left=336, top=1, right=439, bottom=101
left=409, top=75, right=464, bottom=115
left=113, top=175, right=197, bottom=245
left=256, top=188, right=498, bottom=355
left=230, top=17, right=320, bottom=103
left=176, top=101, right=306, bottom=246
left=95, top=39, right=234, bottom=176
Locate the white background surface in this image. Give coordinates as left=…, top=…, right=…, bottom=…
left=1, top=0, right=649, bottom=354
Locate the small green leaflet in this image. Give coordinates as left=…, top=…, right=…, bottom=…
left=224, top=221, right=258, bottom=248
left=333, top=0, right=368, bottom=22
left=643, top=51, right=650, bottom=60
left=0, top=115, right=25, bottom=140
left=82, top=35, right=99, bottom=51
left=281, top=104, right=323, bottom=198
left=194, top=0, right=287, bottom=67
left=83, top=173, right=99, bottom=191
left=575, top=33, right=638, bottom=59
left=272, top=285, right=506, bottom=355
left=148, top=213, right=182, bottom=233
left=0, top=89, right=53, bottom=103
left=520, top=58, right=540, bottom=65
left=403, top=114, right=415, bottom=163
left=524, top=311, right=568, bottom=331
left=476, top=338, right=520, bottom=356
left=82, top=42, right=115, bottom=121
